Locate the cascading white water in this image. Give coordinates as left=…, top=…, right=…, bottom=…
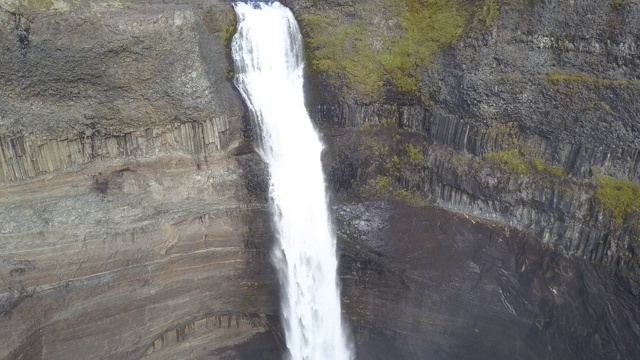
left=231, top=2, right=352, bottom=360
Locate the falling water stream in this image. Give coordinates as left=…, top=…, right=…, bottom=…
left=231, top=2, right=352, bottom=359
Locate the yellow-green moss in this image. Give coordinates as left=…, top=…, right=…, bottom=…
left=547, top=71, right=640, bottom=86
left=203, top=5, right=236, bottom=80
left=402, top=143, right=425, bottom=164
left=360, top=175, right=428, bottom=206
left=300, top=15, right=385, bottom=96
left=358, top=118, right=397, bottom=130
left=360, top=175, right=394, bottom=198
left=545, top=164, right=568, bottom=178
left=612, top=0, right=625, bottom=9
left=531, top=157, right=569, bottom=177
left=27, top=0, right=53, bottom=10
left=203, top=6, right=237, bottom=45
left=480, top=0, right=499, bottom=27
left=485, top=150, right=530, bottom=175
left=8, top=0, right=55, bottom=11
left=595, top=176, right=640, bottom=227
left=357, top=131, right=428, bottom=206
left=486, top=150, right=569, bottom=178
left=381, top=0, right=469, bottom=94
left=300, top=0, right=470, bottom=98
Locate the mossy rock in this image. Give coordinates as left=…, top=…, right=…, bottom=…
left=547, top=71, right=640, bottom=87
left=595, top=176, right=640, bottom=229
left=203, top=5, right=237, bottom=45
left=299, top=0, right=476, bottom=100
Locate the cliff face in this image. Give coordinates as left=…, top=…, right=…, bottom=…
left=0, top=0, right=243, bottom=181
left=1, top=0, right=640, bottom=359
left=286, top=0, right=640, bottom=272
left=0, top=157, right=280, bottom=359
left=0, top=1, right=282, bottom=359
left=336, top=202, right=640, bottom=360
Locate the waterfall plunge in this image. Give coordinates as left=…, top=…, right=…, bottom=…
left=231, top=2, right=352, bottom=360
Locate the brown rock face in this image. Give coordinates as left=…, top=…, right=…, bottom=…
left=0, top=2, right=283, bottom=358
left=0, top=153, right=281, bottom=359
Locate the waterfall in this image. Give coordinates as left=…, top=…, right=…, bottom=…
left=231, top=2, right=352, bottom=360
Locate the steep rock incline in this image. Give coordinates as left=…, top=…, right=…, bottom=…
left=336, top=202, right=640, bottom=360
left=289, top=0, right=640, bottom=270
left=0, top=153, right=280, bottom=359
left=0, top=0, right=244, bottom=181
left=0, top=2, right=285, bottom=359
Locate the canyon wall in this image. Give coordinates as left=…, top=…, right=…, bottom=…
left=0, top=1, right=282, bottom=359
left=286, top=0, right=640, bottom=272
left=1, top=0, right=639, bottom=359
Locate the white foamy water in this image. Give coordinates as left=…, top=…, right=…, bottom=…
left=231, top=2, right=352, bottom=360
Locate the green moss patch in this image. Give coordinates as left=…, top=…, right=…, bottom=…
left=19, top=0, right=54, bottom=11
left=531, top=157, right=569, bottom=177
left=479, top=0, right=499, bottom=27
left=203, top=6, right=237, bottom=45
left=355, top=129, right=429, bottom=206
left=485, top=150, right=530, bottom=175
left=485, top=150, right=569, bottom=178
left=547, top=71, right=640, bottom=87
left=611, top=0, right=625, bottom=9
left=595, top=176, right=640, bottom=228
left=299, top=0, right=471, bottom=99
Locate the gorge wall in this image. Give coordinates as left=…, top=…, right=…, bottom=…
left=0, top=1, right=282, bottom=359
left=1, top=0, right=639, bottom=359
left=285, top=0, right=640, bottom=274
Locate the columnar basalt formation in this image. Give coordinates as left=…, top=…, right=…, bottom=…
left=1, top=0, right=640, bottom=359
left=288, top=0, right=640, bottom=271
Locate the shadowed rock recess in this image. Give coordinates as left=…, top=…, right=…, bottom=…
left=1, top=0, right=639, bottom=359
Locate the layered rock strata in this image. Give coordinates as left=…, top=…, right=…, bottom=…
left=0, top=1, right=282, bottom=359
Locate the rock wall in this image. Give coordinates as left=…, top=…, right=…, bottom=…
left=1, top=0, right=639, bottom=358
left=291, top=0, right=640, bottom=269
left=314, top=102, right=640, bottom=181
left=0, top=1, right=284, bottom=359
left=0, top=0, right=245, bottom=182
left=0, top=117, right=236, bottom=182
left=0, top=152, right=280, bottom=359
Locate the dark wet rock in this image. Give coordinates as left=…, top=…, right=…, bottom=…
left=336, top=201, right=640, bottom=360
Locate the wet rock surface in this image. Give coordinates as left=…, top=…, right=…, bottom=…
left=336, top=201, right=640, bottom=360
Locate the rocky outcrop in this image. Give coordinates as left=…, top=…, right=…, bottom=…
left=143, top=314, right=281, bottom=360
left=0, top=0, right=244, bottom=182
left=0, top=1, right=284, bottom=359
left=0, top=117, right=235, bottom=182
left=323, top=125, right=640, bottom=276
left=336, top=202, right=640, bottom=360
left=314, top=103, right=640, bottom=181
left=0, top=152, right=280, bottom=359
left=289, top=0, right=640, bottom=270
